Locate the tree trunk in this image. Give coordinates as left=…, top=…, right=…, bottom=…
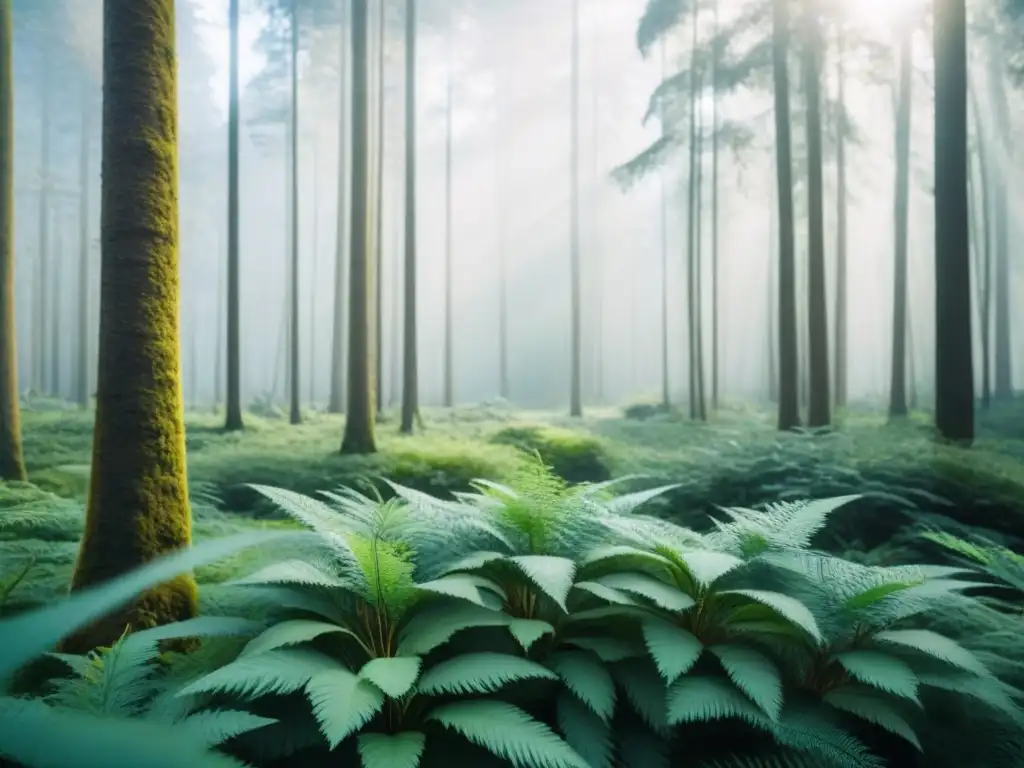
left=767, top=185, right=778, bottom=404
left=341, top=0, right=376, bottom=454
left=710, top=0, right=720, bottom=410
left=933, top=0, right=973, bottom=443
left=51, top=210, right=62, bottom=398
left=693, top=67, right=707, bottom=422
left=224, top=0, right=244, bottom=430
left=801, top=4, right=830, bottom=428
left=685, top=4, right=702, bottom=421
left=400, top=0, right=418, bottom=434
left=0, top=0, right=25, bottom=481
left=77, top=88, right=92, bottom=409
left=495, top=85, right=509, bottom=401
left=967, top=86, right=991, bottom=407
left=889, top=25, right=912, bottom=420
left=35, top=53, right=51, bottom=394
left=65, top=0, right=196, bottom=652
left=772, top=0, right=800, bottom=430
left=659, top=40, right=670, bottom=410
left=329, top=0, right=350, bottom=414
left=568, top=0, right=582, bottom=417
left=309, top=145, right=318, bottom=405
left=374, top=0, right=385, bottom=417
left=288, top=0, right=301, bottom=425
left=986, top=51, right=1013, bottom=400
left=214, top=229, right=224, bottom=410
left=442, top=14, right=454, bottom=409
left=834, top=23, right=848, bottom=410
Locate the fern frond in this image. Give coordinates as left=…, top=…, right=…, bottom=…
left=174, top=709, right=277, bottom=746
left=823, top=684, right=921, bottom=750
left=555, top=692, right=614, bottom=768
left=427, top=699, right=589, bottom=768
left=357, top=731, right=426, bottom=768
left=666, top=675, right=770, bottom=729
left=641, top=618, right=703, bottom=684
left=358, top=656, right=421, bottom=698
left=178, top=648, right=336, bottom=700
left=546, top=651, right=616, bottom=722
left=418, top=652, right=556, bottom=696
left=305, top=666, right=386, bottom=748
left=709, top=644, right=783, bottom=720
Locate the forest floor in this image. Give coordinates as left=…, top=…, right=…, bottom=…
left=4, top=397, right=1024, bottom=616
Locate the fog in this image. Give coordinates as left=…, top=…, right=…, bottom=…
left=10, top=0, right=1024, bottom=413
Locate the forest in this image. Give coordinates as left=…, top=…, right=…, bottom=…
left=1, top=0, right=1023, bottom=765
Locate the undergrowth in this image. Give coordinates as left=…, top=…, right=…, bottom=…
left=3, top=460, right=1022, bottom=767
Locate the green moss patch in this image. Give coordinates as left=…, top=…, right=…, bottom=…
left=488, top=423, right=612, bottom=484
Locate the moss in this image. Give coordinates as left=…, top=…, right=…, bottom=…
left=489, top=424, right=612, bottom=484
left=61, top=0, right=196, bottom=653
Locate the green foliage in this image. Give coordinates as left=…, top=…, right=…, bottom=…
left=11, top=465, right=1006, bottom=767
left=0, top=530, right=299, bottom=767
left=489, top=425, right=612, bottom=484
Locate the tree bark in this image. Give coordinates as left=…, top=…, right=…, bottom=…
left=568, top=0, right=582, bottom=417
left=801, top=3, right=830, bottom=428
left=374, top=0, right=386, bottom=416
left=65, top=0, right=196, bottom=651
left=0, top=0, right=26, bottom=481
left=834, top=23, right=848, bottom=410
left=224, top=0, right=244, bottom=430
left=933, top=0, right=973, bottom=443
left=341, top=0, right=376, bottom=454
left=889, top=25, right=912, bottom=420
left=442, top=12, right=454, bottom=409
left=288, top=0, right=301, bottom=425
left=400, top=0, right=418, bottom=434
left=772, top=0, right=800, bottom=430
left=329, top=0, right=350, bottom=414
left=77, top=87, right=92, bottom=409
left=35, top=52, right=51, bottom=394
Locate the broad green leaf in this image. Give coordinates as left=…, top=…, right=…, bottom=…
left=397, top=602, right=509, bottom=656
left=230, top=560, right=351, bottom=590
left=305, top=667, right=386, bottom=748
left=359, top=657, right=422, bottom=699
left=416, top=574, right=502, bottom=608
left=547, top=652, right=616, bottom=722
left=509, top=555, right=577, bottom=612
left=709, top=644, right=783, bottom=720
left=678, top=550, right=745, bottom=586
left=131, top=616, right=260, bottom=643
left=357, top=732, right=426, bottom=768
left=593, top=573, right=695, bottom=612
left=427, top=700, right=589, bottom=768
left=417, top=653, right=556, bottom=695
left=824, top=685, right=921, bottom=750
left=508, top=619, right=555, bottom=651
left=555, top=692, right=614, bottom=768
left=835, top=651, right=919, bottom=702
left=873, top=629, right=989, bottom=676
left=573, top=581, right=639, bottom=606
left=441, top=551, right=507, bottom=575
left=579, top=545, right=673, bottom=572
left=1, top=530, right=297, bottom=683
left=612, top=661, right=669, bottom=733
left=175, top=710, right=277, bottom=747
left=177, top=648, right=335, bottom=700
left=641, top=619, right=702, bottom=685
left=241, top=619, right=365, bottom=658
left=843, top=581, right=921, bottom=611
left=719, top=589, right=821, bottom=642
left=666, top=675, right=769, bottom=729
left=564, top=636, right=640, bottom=663
left=0, top=696, right=249, bottom=768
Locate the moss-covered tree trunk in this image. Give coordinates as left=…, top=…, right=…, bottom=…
left=341, top=0, right=376, bottom=454
left=0, top=0, right=25, bottom=482
left=933, top=0, right=973, bottom=444
left=224, top=0, right=244, bottom=431
left=64, top=0, right=196, bottom=652
left=400, top=0, right=418, bottom=435
left=772, top=0, right=800, bottom=431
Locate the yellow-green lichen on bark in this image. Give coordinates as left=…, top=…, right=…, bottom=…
left=0, top=0, right=26, bottom=483
left=63, top=0, right=195, bottom=654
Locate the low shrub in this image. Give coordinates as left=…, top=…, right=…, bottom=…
left=489, top=424, right=611, bottom=484
left=7, top=463, right=1021, bottom=767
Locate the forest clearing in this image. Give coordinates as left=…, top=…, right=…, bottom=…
left=2, top=0, right=1024, bottom=766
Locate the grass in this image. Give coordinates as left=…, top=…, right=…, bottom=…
left=4, top=398, right=1024, bottom=615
